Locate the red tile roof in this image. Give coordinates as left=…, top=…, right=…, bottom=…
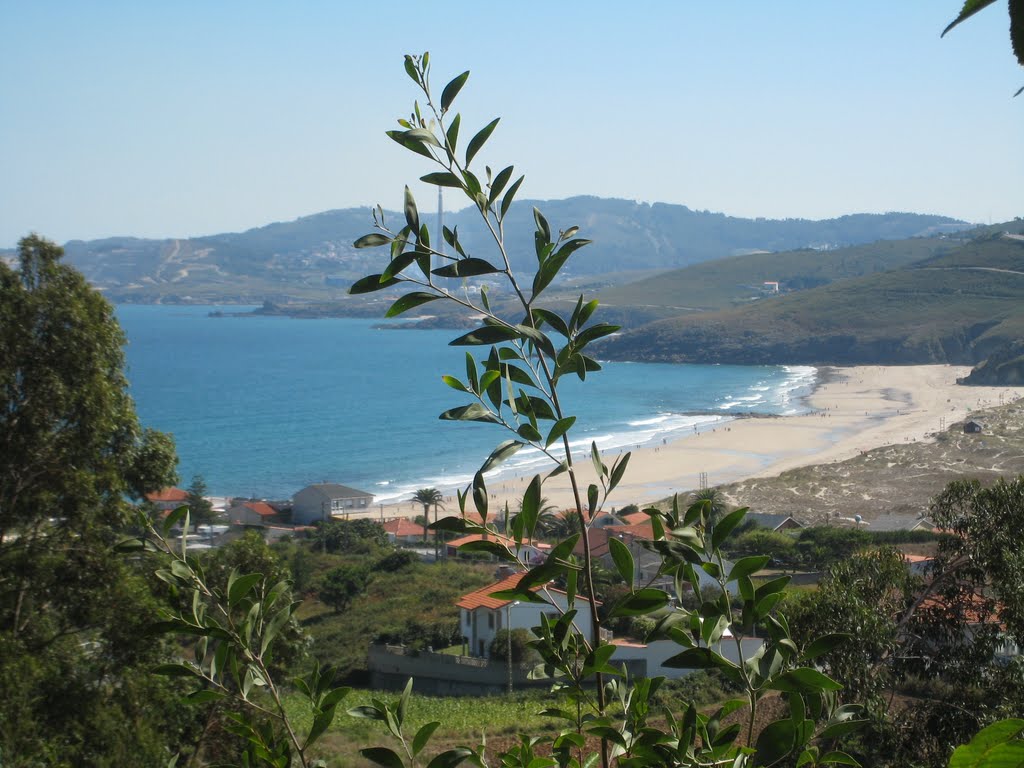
left=448, top=532, right=551, bottom=550
left=456, top=572, right=537, bottom=610
left=146, top=487, right=188, bottom=503
left=619, top=510, right=650, bottom=526
left=242, top=501, right=277, bottom=517
left=383, top=518, right=424, bottom=537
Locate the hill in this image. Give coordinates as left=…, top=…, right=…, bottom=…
left=3, top=199, right=966, bottom=303
left=597, top=230, right=1024, bottom=366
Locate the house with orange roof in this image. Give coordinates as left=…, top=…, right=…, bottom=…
left=456, top=570, right=595, bottom=659
left=227, top=500, right=284, bottom=527
left=145, top=487, right=188, bottom=511
left=383, top=517, right=427, bottom=546
left=447, top=531, right=551, bottom=566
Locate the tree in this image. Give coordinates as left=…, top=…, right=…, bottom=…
left=186, top=473, right=215, bottom=528
left=313, top=518, right=388, bottom=554
left=319, top=564, right=371, bottom=614
left=690, top=487, right=727, bottom=527
left=411, top=487, right=444, bottom=558
left=0, top=235, right=185, bottom=764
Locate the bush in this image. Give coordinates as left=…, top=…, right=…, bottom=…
left=489, top=628, right=539, bottom=664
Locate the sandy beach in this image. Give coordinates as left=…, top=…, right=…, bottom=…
left=358, top=365, right=1022, bottom=521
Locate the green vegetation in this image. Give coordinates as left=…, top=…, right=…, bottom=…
left=599, top=234, right=1024, bottom=365
left=0, top=236, right=186, bottom=765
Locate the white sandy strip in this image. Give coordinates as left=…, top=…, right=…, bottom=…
left=355, top=365, right=1023, bottom=521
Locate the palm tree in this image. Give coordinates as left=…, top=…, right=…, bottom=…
left=691, top=487, right=727, bottom=527
left=509, top=497, right=560, bottom=540
left=412, top=488, right=445, bottom=559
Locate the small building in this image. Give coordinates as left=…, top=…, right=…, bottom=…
left=964, top=420, right=985, bottom=434
left=447, top=532, right=550, bottom=566
left=292, top=483, right=375, bottom=525
left=745, top=513, right=804, bottom=532
left=870, top=513, right=936, bottom=533
left=456, top=571, right=596, bottom=659
left=146, top=487, right=189, bottom=512
left=227, top=500, right=283, bottom=527
left=383, top=517, right=427, bottom=546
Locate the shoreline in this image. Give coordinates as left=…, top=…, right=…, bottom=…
left=356, top=365, right=1022, bottom=523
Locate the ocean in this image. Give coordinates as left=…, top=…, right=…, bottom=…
left=116, top=305, right=816, bottom=504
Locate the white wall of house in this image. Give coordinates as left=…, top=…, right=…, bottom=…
left=461, top=593, right=595, bottom=659
left=610, top=635, right=764, bottom=679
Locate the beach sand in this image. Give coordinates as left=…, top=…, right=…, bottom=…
left=355, top=365, right=1022, bottom=522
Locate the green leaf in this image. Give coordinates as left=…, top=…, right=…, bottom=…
left=533, top=207, right=551, bottom=244
left=942, top=0, right=999, bottom=37
left=386, top=129, right=433, bottom=160
left=608, top=537, right=635, bottom=585
left=768, top=667, right=843, bottom=694
left=438, top=403, right=500, bottom=424
left=420, top=172, right=464, bottom=188
left=386, top=292, right=440, bottom=318
left=349, top=273, right=401, bottom=294
left=500, top=175, right=525, bottom=219
left=466, top=117, right=500, bottom=166
left=228, top=573, right=262, bottom=607
left=710, top=507, right=747, bottom=552
left=949, top=718, right=1024, bottom=768
left=803, top=633, right=851, bottom=661
left=727, top=555, right=770, bottom=583
left=819, top=752, right=862, bottom=767
left=431, top=258, right=502, bottom=278
left=404, top=186, right=419, bottom=234
left=151, top=663, right=201, bottom=678
left=609, top=452, right=630, bottom=493
left=425, top=748, right=474, bottom=768
left=755, top=718, right=797, bottom=767
left=480, top=440, right=524, bottom=473
left=441, top=375, right=468, bottom=393
left=305, top=707, right=337, bottom=751
left=353, top=233, right=392, bottom=249
left=450, top=324, right=520, bottom=346
left=412, top=721, right=442, bottom=757
left=531, top=308, right=569, bottom=338
left=488, top=165, right=514, bottom=205
left=348, top=705, right=385, bottom=720
left=545, top=417, right=576, bottom=448
left=440, top=70, right=470, bottom=112
left=574, top=322, right=619, bottom=348
left=609, top=588, right=668, bottom=618
left=405, top=127, right=442, bottom=147
left=445, top=113, right=460, bottom=152
left=360, top=747, right=406, bottom=768
left=519, top=475, right=542, bottom=540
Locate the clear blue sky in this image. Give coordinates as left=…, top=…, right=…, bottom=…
left=1, top=1, right=1021, bottom=247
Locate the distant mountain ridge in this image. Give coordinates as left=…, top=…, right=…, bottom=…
left=4, top=197, right=967, bottom=303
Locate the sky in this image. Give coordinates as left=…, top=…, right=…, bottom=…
left=1, top=1, right=1022, bottom=248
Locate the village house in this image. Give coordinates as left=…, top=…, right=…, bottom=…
left=227, top=500, right=284, bottom=527
left=145, top=487, right=189, bottom=512
left=745, top=513, right=804, bottom=532
left=382, top=517, right=427, bottom=546
left=446, top=532, right=551, bottom=565
left=291, top=483, right=375, bottom=525
left=456, top=570, right=596, bottom=659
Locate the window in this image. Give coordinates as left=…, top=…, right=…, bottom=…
left=487, top=612, right=494, bottom=629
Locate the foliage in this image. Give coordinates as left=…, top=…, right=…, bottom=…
left=146, top=54, right=867, bottom=768
left=488, top=628, right=539, bottom=664
left=318, top=564, right=371, bottom=614
left=942, top=0, right=1023, bottom=95
left=312, top=518, right=388, bottom=555
left=187, top=474, right=216, bottom=527
left=0, top=235, right=188, bottom=765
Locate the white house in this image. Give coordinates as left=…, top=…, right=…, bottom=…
left=610, top=634, right=765, bottom=680
left=456, top=571, right=595, bottom=659
left=292, top=483, right=374, bottom=525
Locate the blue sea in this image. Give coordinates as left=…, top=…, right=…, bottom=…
left=116, top=305, right=816, bottom=503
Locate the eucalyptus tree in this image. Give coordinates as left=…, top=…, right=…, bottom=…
left=0, top=235, right=186, bottom=764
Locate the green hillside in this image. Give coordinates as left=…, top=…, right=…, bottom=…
left=597, top=234, right=1024, bottom=366
left=1, top=199, right=966, bottom=303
